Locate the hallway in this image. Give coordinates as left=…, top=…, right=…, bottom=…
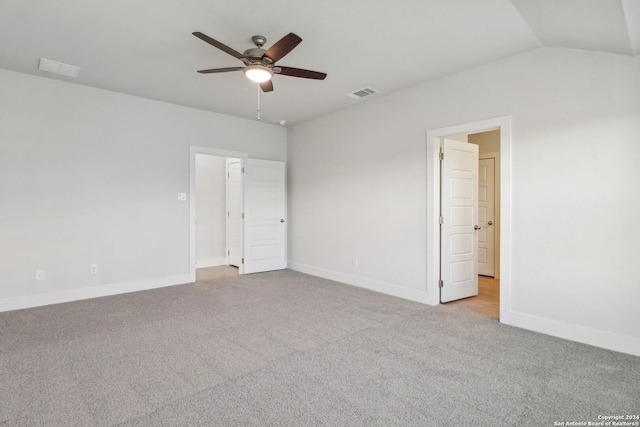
left=444, top=276, right=500, bottom=319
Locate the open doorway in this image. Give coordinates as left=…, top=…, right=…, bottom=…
left=442, top=131, right=500, bottom=318
left=189, top=147, right=248, bottom=283
left=189, top=147, right=288, bottom=282
left=425, top=116, right=512, bottom=322
left=194, top=154, right=242, bottom=280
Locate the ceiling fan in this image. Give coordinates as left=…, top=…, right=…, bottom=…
left=193, top=32, right=327, bottom=92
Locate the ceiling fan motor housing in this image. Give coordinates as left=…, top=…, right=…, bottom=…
left=243, top=48, right=268, bottom=61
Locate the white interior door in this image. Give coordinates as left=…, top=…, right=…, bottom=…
left=478, top=158, right=495, bottom=277
left=440, top=139, right=479, bottom=303
left=226, top=159, right=243, bottom=267
left=243, top=159, right=286, bottom=274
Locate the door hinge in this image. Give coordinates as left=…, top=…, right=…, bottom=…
left=241, top=213, right=245, bottom=219
left=227, top=172, right=229, bottom=178
left=242, top=258, right=244, bottom=264
left=242, top=167, right=245, bottom=173
left=439, top=216, right=444, bottom=225
left=227, top=250, right=230, bottom=255
left=439, top=152, right=444, bottom=161
left=439, top=280, right=444, bottom=288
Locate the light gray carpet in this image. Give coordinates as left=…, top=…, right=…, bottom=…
left=1, top=269, right=638, bottom=426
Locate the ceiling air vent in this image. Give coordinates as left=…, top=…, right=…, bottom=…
left=38, top=58, right=81, bottom=78
left=346, top=87, right=378, bottom=100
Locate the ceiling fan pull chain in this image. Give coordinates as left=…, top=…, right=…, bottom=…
left=257, top=84, right=261, bottom=120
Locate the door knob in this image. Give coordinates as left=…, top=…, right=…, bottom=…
left=474, top=225, right=481, bottom=230
left=488, top=221, right=493, bottom=226
left=280, top=219, right=285, bottom=223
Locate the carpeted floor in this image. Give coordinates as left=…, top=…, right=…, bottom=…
left=1, top=268, right=638, bottom=426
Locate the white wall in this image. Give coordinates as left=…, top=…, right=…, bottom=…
left=469, top=129, right=500, bottom=155
left=0, top=69, right=285, bottom=310
left=287, top=47, right=640, bottom=355
left=195, top=154, right=227, bottom=268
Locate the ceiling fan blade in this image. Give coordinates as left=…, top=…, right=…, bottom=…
left=275, top=66, right=327, bottom=80
left=260, top=80, right=274, bottom=92
left=263, top=33, right=302, bottom=63
left=193, top=32, right=246, bottom=61
left=197, top=67, right=244, bottom=74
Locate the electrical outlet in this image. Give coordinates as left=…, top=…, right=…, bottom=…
left=35, top=269, right=45, bottom=281
left=177, top=192, right=187, bottom=201
left=90, top=264, right=98, bottom=275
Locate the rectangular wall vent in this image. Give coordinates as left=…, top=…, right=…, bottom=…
left=38, top=58, right=81, bottom=78
left=346, top=87, right=378, bottom=99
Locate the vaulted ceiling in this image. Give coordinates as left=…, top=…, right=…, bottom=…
left=1, top=0, right=638, bottom=125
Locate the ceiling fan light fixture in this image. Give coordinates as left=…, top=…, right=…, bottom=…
left=244, top=65, right=273, bottom=83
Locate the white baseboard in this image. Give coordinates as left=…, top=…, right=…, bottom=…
left=501, top=310, right=640, bottom=357
left=288, top=261, right=430, bottom=304
left=196, top=257, right=227, bottom=269
left=0, top=274, right=192, bottom=313
left=289, top=261, right=640, bottom=356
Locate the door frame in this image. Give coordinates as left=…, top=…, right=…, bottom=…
left=189, top=146, right=248, bottom=283
left=426, top=116, right=512, bottom=321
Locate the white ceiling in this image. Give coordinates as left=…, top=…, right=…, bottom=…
left=1, top=0, right=638, bottom=126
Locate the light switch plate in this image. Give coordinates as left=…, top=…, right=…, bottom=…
left=178, top=192, right=187, bottom=201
